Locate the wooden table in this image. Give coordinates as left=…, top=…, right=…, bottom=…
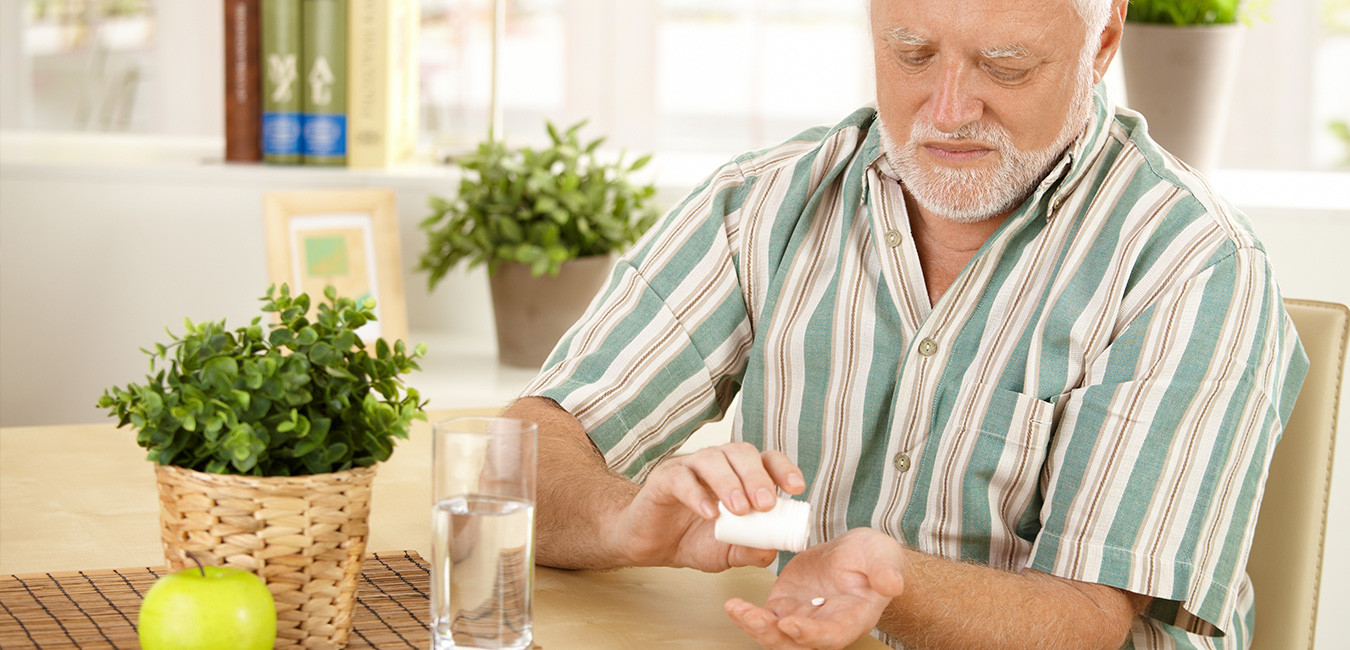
left=0, top=410, right=888, bottom=649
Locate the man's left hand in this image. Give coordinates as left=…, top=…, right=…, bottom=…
left=725, top=528, right=906, bottom=649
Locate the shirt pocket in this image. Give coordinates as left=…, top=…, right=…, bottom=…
left=923, top=383, right=1054, bottom=569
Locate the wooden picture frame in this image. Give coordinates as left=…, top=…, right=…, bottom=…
left=263, top=189, right=408, bottom=345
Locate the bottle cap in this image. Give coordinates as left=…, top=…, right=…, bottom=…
left=713, top=497, right=810, bottom=553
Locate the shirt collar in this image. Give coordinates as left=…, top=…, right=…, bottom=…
left=859, top=104, right=886, bottom=172
left=1034, top=82, right=1115, bottom=219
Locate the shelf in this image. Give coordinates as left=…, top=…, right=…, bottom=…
left=4, top=131, right=1346, bottom=214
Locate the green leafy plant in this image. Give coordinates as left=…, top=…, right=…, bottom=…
left=1126, top=0, right=1255, bottom=25
left=97, top=285, right=427, bottom=476
left=418, top=120, right=659, bottom=285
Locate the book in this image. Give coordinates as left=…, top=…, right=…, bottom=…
left=347, top=0, right=419, bottom=168
left=302, top=0, right=348, bottom=165
left=394, top=1, right=418, bottom=165
left=224, top=0, right=262, bottom=162
left=262, top=0, right=303, bottom=164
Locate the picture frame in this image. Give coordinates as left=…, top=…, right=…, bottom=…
left=263, top=189, right=408, bottom=345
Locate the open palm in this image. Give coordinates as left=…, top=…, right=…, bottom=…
left=725, top=528, right=906, bottom=649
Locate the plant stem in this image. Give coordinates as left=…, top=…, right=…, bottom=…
left=186, top=551, right=207, bottom=578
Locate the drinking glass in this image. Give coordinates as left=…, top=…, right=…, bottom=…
left=431, top=417, right=538, bottom=650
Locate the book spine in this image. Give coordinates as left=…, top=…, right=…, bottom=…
left=224, top=0, right=262, bottom=162
left=347, top=0, right=391, bottom=168
left=261, top=0, right=303, bottom=164
left=347, top=0, right=417, bottom=168
left=395, top=0, right=419, bottom=162
left=302, top=0, right=348, bottom=165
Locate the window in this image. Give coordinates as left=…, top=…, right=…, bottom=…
left=416, top=0, right=1350, bottom=170
left=10, top=0, right=158, bottom=132
left=2, top=0, right=1346, bottom=171
left=652, top=0, right=872, bottom=154
left=421, top=0, right=871, bottom=158
left=419, top=0, right=565, bottom=152
left=1313, top=0, right=1350, bottom=167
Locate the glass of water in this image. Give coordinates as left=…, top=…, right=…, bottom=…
left=431, top=417, right=538, bottom=650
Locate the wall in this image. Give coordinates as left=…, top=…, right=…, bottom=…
left=1, top=136, right=1348, bottom=644
left=0, top=138, right=484, bottom=427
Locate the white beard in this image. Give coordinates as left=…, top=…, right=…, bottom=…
left=879, top=73, right=1096, bottom=224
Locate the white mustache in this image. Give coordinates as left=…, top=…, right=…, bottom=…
left=909, top=120, right=1012, bottom=151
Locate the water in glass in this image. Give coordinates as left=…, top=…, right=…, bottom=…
left=431, top=495, right=536, bottom=650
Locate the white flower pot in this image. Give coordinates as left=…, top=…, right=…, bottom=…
left=489, top=254, right=615, bottom=368
left=1121, top=23, right=1245, bottom=173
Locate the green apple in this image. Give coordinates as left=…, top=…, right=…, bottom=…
left=138, top=563, right=277, bottom=650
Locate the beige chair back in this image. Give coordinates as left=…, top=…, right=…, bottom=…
left=1248, top=299, right=1348, bottom=650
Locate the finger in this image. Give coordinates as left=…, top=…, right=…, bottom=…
left=861, top=537, right=907, bottom=597
left=764, top=595, right=810, bottom=618
left=684, top=444, right=760, bottom=514
left=761, top=450, right=807, bottom=496
left=866, top=559, right=905, bottom=598
left=724, top=599, right=776, bottom=636
left=654, top=462, right=720, bottom=519
left=721, top=442, right=782, bottom=511
left=726, top=599, right=800, bottom=648
left=779, top=615, right=854, bottom=650
left=724, top=597, right=753, bottom=624
left=728, top=544, right=778, bottom=568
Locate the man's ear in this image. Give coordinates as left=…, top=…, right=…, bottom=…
left=1092, top=0, right=1128, bottom=84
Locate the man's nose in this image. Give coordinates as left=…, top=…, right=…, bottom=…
left=929, top=62, right=983, bottom=134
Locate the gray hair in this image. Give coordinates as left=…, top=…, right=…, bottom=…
left=1073, top=0, right=1114, bottom=40
left=869, top=0, right=1115, bottom=36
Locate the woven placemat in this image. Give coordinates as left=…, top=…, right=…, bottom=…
left=0, top=551, right=431, bottom=649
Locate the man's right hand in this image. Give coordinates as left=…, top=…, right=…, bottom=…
left=508, top=397, right=806, bottom=572
left=615, top=442, right=808, bottom=571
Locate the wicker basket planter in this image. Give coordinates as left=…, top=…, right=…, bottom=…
left=155, top=463, right=378, bottom=649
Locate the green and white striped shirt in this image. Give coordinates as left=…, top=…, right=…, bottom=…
left=523, top=87, right=1308, bottom=649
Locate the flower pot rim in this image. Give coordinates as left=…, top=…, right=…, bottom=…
left=155, top=462, right=379, bottom=484
left=491, top=252, right=618, bottom=274
left=1125, top=21, right=1246, bottom=30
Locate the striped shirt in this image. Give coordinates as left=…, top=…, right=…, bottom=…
left=522, top=87, right=1308, bottom=649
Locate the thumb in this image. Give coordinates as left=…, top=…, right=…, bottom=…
left=864, top=553, right=906, bottom=597
left=729, top=544, right=777, bottom=568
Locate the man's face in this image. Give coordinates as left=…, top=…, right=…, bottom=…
left=871, top=0, right=1101, bottom=223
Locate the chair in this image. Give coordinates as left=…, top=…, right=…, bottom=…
left=1248, top=299, right=1349, bottom=650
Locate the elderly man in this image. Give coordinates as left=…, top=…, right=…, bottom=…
left=504, top=0, right=1308, bottom=648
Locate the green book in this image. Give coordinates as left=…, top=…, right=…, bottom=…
left=261, top=0, right=303, bottom=164
left=302, top=0, right=348, bottom=165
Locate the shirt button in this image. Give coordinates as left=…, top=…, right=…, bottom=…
left=893, top=452, right=912, bottom=473
left=917, top=337, right=938, bottom=356
left=885, top=230, right=903, bottom=247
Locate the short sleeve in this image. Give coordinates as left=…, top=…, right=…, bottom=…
left=520, top=163, right=757, bottom=481
left=1029, top=244, right=1308, bottom=637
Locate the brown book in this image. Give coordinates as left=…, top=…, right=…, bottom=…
left=224, top=0, right=263, bottom=162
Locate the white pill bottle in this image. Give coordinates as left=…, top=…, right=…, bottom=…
left=713, top=498, right=811, bottom=553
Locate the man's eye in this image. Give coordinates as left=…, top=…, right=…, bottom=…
left=984, top=64, right=1029, bottom=82
left=897, top=53, right=932, bottom=67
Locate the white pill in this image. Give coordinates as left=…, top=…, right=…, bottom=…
left=811, top=597, right=825, bottom=607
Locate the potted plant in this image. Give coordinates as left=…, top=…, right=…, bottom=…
left=97, top=284, right=426, bottom=648
left=1121, top=0, right=1260, bottom=171
left=417, top=120, right=659, bottom=367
